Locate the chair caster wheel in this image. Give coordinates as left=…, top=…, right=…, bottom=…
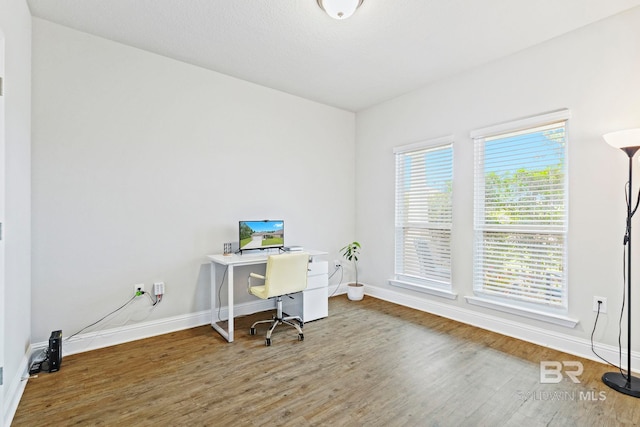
left=265, top=338, right=271, bottom=346
left=298, top=333, right=304, bottom=341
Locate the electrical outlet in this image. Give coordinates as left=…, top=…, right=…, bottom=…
left=593, top=296, right=607, bottom=313
left=153, top=282, right=165, bottom=296
left=134, top=284, right=144, bottom=296
left=334, top=260, right=341, bottom=268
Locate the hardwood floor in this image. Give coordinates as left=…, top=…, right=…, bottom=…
left=12, top=296, right=640, bottom=426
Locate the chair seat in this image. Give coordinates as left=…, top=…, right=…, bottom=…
left=249, top=285, right=269, bottom=300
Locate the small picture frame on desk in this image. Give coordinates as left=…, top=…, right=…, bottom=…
left=223, top=242, right=232, bottom=256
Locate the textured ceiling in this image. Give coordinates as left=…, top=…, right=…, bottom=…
left=27, top=0, right=640, bottom=112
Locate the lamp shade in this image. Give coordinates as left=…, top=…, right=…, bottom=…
left=317, top=0, right=363, bottom=19
left=603, top=128, right=640, bottom=149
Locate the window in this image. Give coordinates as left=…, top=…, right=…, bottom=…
left=392, top=137, right=453, bottom=294
left=472, top=110, right=569, bottom=310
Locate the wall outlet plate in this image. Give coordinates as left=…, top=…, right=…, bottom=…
left=153, top=282, right=165, bottom=296
left=134, top=284, right=144, bottom=295
left=593, top=296, right=607, bottom=313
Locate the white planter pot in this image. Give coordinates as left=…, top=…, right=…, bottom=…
left=347, top=283, right=364, bottom=301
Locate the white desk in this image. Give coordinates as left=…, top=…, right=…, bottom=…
left=208, top=249, right=327, bottom=342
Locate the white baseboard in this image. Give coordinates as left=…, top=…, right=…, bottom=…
left=28, top=299, right=276, bottom=358
left=58, top=310, right=212, bottom=357
left=364, top=284, right=640, bottom=373
left=329, top=283, right=347, bottom=297
left=3, top=351, right=30, bottom=427
left=212, top=298, right=275, bottom=324
left=22, top=287, right=348, bottom=363
left=39, top=283, right=626, bottom=368
left=29, top=285, right=342, bottom=357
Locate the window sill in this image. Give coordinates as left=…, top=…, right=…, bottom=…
left=389, top=279, right=457, bottom=300
left=465, top=296, right=578, bottom=328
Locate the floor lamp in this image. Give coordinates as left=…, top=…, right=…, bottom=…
left=603, top=128, right=640, bottom=398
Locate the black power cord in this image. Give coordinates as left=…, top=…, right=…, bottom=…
left=66, top=295, right=137, bottom=342
left=329, top=265, right=344, bottom=297
left=592, top=182, right=638, bottom=379
left=590, top=300, right=618, bottom=369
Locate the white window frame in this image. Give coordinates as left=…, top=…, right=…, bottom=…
left=468, top=110, right=577, bottom=327
left=390, top=136, right=456, bottom=299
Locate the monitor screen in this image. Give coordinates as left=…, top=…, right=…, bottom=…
left=239, top=220, right=284, bottom=252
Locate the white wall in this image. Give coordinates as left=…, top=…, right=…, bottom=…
left=356, top=7, right=640, bottom=355
left=0, top=0, right=31, bottom=425
left=31, top=19, right=355, bottom=344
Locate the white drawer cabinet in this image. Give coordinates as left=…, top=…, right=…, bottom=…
left=283, top=260, right=328, bottom=322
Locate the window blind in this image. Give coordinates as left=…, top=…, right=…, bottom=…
left=473, top=119, right=568, bottom=307
left=395, top=140, right=453, bottom=287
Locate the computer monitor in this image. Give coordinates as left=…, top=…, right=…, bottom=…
left=239, top=220, right=284, bottom=253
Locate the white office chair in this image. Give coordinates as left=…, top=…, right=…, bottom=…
left=247, top=252, right=309, bottom=346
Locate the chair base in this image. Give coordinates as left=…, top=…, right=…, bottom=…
left=250, top=296, right=304, bottom=346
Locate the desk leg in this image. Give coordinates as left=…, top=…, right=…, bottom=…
left=211, top=262, right=234, bottom=343
left=227, top=265, right=234, bottom=342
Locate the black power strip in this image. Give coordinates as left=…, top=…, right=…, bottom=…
left=28, top=330, right=62, bottom=375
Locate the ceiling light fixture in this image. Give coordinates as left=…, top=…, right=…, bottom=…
left=317, top=0, right=363, bottom=20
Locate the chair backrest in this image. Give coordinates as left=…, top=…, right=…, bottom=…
left=263, top=253, right=309, bottom=298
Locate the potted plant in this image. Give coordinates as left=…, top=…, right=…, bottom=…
left=340, top=241, right=364, bottom=301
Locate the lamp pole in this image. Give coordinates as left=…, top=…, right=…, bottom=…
left=602, top=131, right=640, bottom=398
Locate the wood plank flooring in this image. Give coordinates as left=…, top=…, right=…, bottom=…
left=12, top=296, right=640, bottom=426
